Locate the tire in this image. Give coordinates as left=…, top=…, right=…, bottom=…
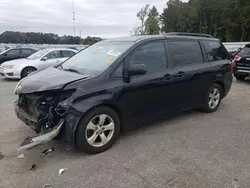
left=235, top=75, right=246, bottom=81
left=202, top=83, right=222, bottom=113
left=75, top=106, right=120, bottom=154
left=21, top=67, right=37, bottom=79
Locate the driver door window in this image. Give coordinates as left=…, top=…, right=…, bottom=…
left=44, top=51, right=61, bottom=60
left=127, top=41, right=166, bottom=75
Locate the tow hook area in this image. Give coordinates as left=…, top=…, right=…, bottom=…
left=19, top=120, right=64, bottom=151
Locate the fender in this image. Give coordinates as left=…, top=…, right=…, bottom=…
left=59, top=88, right=123, bottom=148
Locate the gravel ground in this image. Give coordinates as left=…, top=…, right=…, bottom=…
left=1, top=77, right=250, bottom=188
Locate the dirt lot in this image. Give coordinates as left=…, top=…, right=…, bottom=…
left=1, top=77, right=250, bottom=188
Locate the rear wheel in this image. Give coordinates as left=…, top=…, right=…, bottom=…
left=76, top=106, right=120, bottom=154
left=235, top=75, right=246, bottom=81
left=202, top=83, right=222, bottom=113
left=21, top=67, right=37, bottom=78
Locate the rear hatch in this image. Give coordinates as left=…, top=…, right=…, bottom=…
left=234, top=45, right=250, bottom=71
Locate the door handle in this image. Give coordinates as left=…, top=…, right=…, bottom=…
left=160, top=74, right=173, bottom=81
left=175, top=71, right=186, bottom=77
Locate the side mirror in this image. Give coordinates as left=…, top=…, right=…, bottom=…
left=3, top=53, right=7, bottom=56
left=128, top=64, right=147, bottom=76
left=41, top=57, right=48, bottom=61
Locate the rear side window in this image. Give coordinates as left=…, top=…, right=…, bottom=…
left=169, top=41, right=203, bottom=67
left=203, top=41, right=229, bottom=61
left=128, top=41, right=166, bottom=73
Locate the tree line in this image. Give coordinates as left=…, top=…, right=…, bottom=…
left=0, top=31, right=102, bottom=45
left=133, top=0, right=250, bottom=42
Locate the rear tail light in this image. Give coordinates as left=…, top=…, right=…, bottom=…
left=234, top=55, right=241, bottom=61
left=229, top=62, right=235, bottom=69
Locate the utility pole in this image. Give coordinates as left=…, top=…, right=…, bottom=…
left=72, top=0, right=76, bottom=37
left=79, top=29, right=81, bottom=44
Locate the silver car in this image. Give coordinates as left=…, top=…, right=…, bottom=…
left=0, top=48, right=77, bottom=79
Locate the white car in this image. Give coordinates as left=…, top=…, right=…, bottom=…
left=0, top=48, right=77, bottom=79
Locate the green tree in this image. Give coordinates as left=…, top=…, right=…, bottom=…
left=160, top=0, right=188, bottom=32
left=0, top=31, right=102, bottom=44
left=145, top=6, right=160, bottom=35
left=159, top=0, right=250, bottom=42
left=136, top=4, right=150, bottom=35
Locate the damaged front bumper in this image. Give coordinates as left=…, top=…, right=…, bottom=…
left=15, top=100, right=38, bottom=132
left=14, top=96, right=82, bottom=150
left=19, top=120, right=64, bottom=151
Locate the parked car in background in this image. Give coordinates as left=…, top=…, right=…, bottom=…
left=233, top=44, right=250, bottom=81
left=0, top=48, right=37, bottom=64
left=0, top=48, right=77, bottom=79
left=67, top=46, right=89, bottom=51
left=14, top=33, right=233, bottom=154
left=228, top=48, right=243, bottom=59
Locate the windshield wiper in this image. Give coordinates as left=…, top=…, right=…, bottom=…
left=55, top=64, right=63, bottom=69
left=63, top=68, right=82, bottom=74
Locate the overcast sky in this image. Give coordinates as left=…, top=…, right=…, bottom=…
left=0, top=0, right=170, bottom=38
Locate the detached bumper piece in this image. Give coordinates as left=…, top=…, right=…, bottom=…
left=19, top=120, right=64, bottom=151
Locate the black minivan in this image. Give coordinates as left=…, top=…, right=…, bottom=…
left=14, top=33, right=233, bottom=153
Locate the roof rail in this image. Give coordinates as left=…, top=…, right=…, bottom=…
left=165, top=32, right=213, bottom=38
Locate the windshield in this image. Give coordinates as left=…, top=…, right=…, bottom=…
left=27, top=49, right=50, bottom=60
left=61, top=41, right=133, bottom=75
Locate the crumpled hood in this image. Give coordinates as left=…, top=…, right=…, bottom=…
left=15, top=67, right=93, bottom=94
left=1, top=58, right=37, bottom=67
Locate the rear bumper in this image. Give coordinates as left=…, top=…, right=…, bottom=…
left=233, top=69, right=250, bottom=77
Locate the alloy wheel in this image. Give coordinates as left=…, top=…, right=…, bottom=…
left=25, top=68, right=35, bottom=75
left=208, top=88, right=220, bottom=109
left=85, top=114, right=115, bottom=147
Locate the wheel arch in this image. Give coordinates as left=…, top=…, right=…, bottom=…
left=20, top=66, right=37, bottom=78
left=77, top=103, right=123, bottom=131
left=72, top=103, right=124, bottom=147
left=214, top=81, right=225, bottom=98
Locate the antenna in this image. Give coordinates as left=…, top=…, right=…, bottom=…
left=72, top=0, right=76, bottom=37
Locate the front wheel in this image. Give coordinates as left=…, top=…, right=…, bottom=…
left=202, top=83, right=222, bottom=113
left=76, top=106, right=120, bottom=154
left=21, top=67, right=37, bottom=78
